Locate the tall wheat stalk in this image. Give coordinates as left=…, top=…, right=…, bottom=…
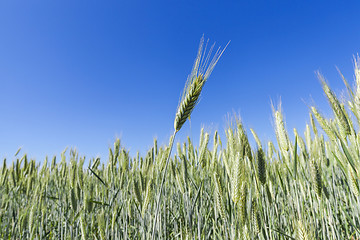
left=151, top=36, right=228, bottom=239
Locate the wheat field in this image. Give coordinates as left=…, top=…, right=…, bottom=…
left=0, top=39, right=360, bottom=239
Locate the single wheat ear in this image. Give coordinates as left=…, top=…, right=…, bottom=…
left=174, top=35, right=229, bottom=132
left=310, top=158, right=322, bottom=198
left=318, top=72, right=351, bottom=137
left=174, top=75, right=205, bottom=132
left=296, top=220, right=311, bottom=240
left=257, top=148, right=266, bottom=185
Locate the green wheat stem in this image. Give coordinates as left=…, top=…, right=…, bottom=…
left=151, top=130, right=176, bottom=240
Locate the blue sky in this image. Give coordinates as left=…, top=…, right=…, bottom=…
left=1, top=0, right=360, bottom=162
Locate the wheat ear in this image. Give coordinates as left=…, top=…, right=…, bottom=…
left=310, top=158, right=322, bottom=198
left=257, top=148, right=266, bottom=185
left=174, top=36, right=228, bottom=132
left=214, top=172, right=226, bottom=221
left=239, top=181, right=248, bottom=225
left=296, top=220, right=311, bottom=240
left=318, top=72, right=351, bottom=136
left=231, top=151, right=242, bottom=204
left=251, top=199, right=261, bottom=235
left=311, top=107, right=336, bottom=141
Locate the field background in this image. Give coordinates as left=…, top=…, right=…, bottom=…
left=1, top=1, right=360, bottom=239
left=1, top=60, right=360, bottom=239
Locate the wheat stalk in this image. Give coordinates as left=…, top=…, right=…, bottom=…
left=80, top=212, right=87, bottom=240
left=250, top=128, right=262, bottom=148
left=152, top=36, right=228, bottom=240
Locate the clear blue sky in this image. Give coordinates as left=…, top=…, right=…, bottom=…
left=1, top=0, right=360, bottom=162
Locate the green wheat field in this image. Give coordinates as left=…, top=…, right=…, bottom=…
left=1, top=38, right=360, bottom=239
